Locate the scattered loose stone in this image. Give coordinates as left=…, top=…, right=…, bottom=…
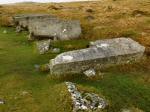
left=0, top=99, right=5, bottom=104
left=51, top=48, right=60, bottom=53
left=83, top=69, right=96, bottom=77
left=65, top=82, right=107, bottom=112
left=36, top=39, right=51, bottom=54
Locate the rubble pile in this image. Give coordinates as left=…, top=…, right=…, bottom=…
left=65, top=82, right=107, bottom=112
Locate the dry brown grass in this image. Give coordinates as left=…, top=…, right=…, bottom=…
left=0, top=0, right=150, bottom=46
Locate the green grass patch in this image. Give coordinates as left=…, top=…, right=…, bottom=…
left=0, top=27, right=150, bottom=112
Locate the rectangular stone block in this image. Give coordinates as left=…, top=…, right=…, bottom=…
left=13, top=14, right=81, bottom=40
left=49, top=38, right=145, bottom=75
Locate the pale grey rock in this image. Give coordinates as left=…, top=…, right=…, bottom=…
left=28, top=18, right=81, bottom=41
left=50, top=38, right=145, bottom=75
left=13, top=14, right=81, bottom=40
left=83, top=69, right=96, bottom=77
left=13, top=14, right=54, bottom=30
left=36, top=39, right=51, bottom=54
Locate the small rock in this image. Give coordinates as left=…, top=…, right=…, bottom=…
left=36, top=39, right=51, bottom=54
left=81, top=105, right=88, bottom=110
left=84, top=69, right=96, bottom=77
left=0, top=99, right=5, bottom=104
left=34, top=64, right=40, bottom=71
left=51, top=48, right=60, bottom=53
left=21, top=91, right=29, bottom=96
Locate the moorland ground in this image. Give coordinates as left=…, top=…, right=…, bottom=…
left=0, top=0, right=150, bottom=112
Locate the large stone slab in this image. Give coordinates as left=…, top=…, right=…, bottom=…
left=49, top=38, right=145, bottom=75
left=13, top=14, right=55, bottom=29
left=13, top=14, right=82, bottom=40
left=28, top=18, right=81, bottom=40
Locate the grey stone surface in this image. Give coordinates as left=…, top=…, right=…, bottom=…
left=13, top=14, right=55, bottom=30
left=36, top=39, right=51, bottom=54
left=83, top=69, right=96, bottom=77
left=28, top=18, right=81, bottom=40
left=65, top=82, right=107, bottom=112
left=49, top=38, right=145, bottom=75
left=13, top=14, right=81, bottom=40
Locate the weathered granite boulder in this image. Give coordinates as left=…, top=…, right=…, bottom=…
left=13, top=14, right=82, bottom=40
left=49, top=38, right=145, bottom=75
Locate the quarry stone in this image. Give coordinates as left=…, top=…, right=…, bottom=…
left=13, top=14, right=81, bottom=40
left=49, top=38, right=145, bottom=75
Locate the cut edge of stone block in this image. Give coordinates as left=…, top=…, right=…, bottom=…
left=49, top=37, right=145, bottom=75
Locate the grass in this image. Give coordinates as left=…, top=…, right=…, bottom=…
left=0, top=26, right=150, bottom=112
left=0, top=0, right=150, bottom=111
left=0, top=0, right=150, bottom=45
